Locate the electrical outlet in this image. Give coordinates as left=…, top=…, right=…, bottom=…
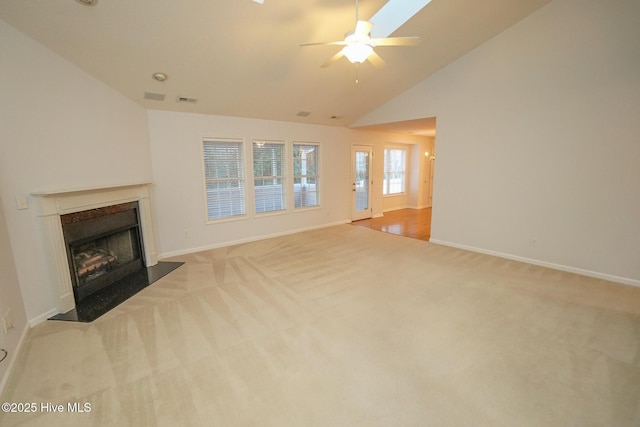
left=529, top=238, right=538, bottom=247
left=183, top=229, right=191, bottom=238
left=3, top=309, right=14, bottom=335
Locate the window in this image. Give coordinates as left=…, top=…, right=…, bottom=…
left=293, top=143, right=319, bottom=208
left=383, top=148, right=406, bottom=195
left=253, top=140, right=286, bottom=213
left=203, top=138, right=246, bottom=220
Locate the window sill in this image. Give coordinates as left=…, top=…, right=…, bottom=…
left=205, top=214, right=250, bottom=225
left=293, top=205, right=321, bottom=213
left=254, top=209, right=288, bottom=219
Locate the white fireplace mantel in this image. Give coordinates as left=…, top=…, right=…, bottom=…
left=32, top=182, right=158, bottom=314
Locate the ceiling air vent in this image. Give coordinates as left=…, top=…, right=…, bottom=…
left=177, top=97, right=198, bottom=103
left=296, top=111, right=311, bottom=117
left=143, top=92, right=165, bottom=101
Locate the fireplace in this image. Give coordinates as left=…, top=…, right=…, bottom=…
left=32, top=184, right=183, bottom=322
left=61, top=202, right=145, bottom=304
left=32, top=183, right=168, bottom=321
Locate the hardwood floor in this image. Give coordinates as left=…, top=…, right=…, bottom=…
left=351, top=207, right=432, bottom=241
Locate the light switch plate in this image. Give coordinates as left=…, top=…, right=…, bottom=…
left=15, top=195, right=29, bottom=210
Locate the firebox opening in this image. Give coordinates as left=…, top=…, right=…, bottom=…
left=61, top=201, right=145, bottom=304
left=70, top=227, right=144, bottom=301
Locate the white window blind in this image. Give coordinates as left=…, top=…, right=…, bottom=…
left=383, top=148, right=406, bottom=195
left=293, top=143, right=320, bottom=208
left=253, top=141, right=286, bottom=213
left=203, top=139, right=246, bottom=220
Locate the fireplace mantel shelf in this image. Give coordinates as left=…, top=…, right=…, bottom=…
left=31, top=181, right=152, bottom=196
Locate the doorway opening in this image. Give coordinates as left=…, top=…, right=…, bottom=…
left=350, top=117, right=436, bottom=242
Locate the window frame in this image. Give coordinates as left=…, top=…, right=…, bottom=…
left=202, top=138, right=322, bottom=223
left=383, top=147, right=407, bottom=196
left=252, top=139, right=287, bottom=215
left=202, top=137, right=249, bottom=223
left=292, top=142, right=321, bottom=210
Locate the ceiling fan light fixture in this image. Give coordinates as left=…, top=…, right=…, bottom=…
left=343, top=43, right=373, bottom=64
left=299, top=1, right=419, bottom=68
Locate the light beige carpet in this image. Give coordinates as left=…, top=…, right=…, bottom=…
left=2, top=225, right=640, bottom=426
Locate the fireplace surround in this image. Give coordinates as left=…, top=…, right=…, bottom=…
left=32, top=183, right=159, bottom=316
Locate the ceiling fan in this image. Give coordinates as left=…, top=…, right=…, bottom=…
left=300, top=0, right=421, bottom=68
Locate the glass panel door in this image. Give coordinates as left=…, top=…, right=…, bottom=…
left=352, top=145, right=372, bottom=221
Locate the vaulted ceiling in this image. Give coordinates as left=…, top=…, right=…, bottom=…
left=0, top=0, right=551, bottom=135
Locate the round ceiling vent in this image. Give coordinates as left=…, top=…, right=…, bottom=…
left=75, top=0, right=98, bottom=6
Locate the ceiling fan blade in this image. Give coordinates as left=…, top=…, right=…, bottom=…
left=321, top=50, right=346, bottom=68
left=354, top=20, right=373, bottom=36
left=371, top=36, right=422, bottom=47
left=300, top=41, right=348, bottom=47
left=367, top=51, right=386, bottom=68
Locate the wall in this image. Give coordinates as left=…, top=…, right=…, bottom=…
left=147, top=110, right=426, bottom=257
left=0, top=189, right=28, bottom=396
left=353, top=0, right=640, bottom=284
left=409, top=137, right=435, bottom=210
left=0, top=20, right=153, bottom=322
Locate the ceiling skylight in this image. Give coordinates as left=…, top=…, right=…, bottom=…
left=370, top=0, right=432, bottom=38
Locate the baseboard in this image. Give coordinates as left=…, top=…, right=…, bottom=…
left=159, top=220, right=352, bottom=259
left=29, top=308, right=59, bottom=327
left=383, top=205, right=431, bottom=212
left=383, top=205, right=410, bottom=213
left=0, top=322, right=29, bottom=397
left=429, top=239, right=640, bottom=288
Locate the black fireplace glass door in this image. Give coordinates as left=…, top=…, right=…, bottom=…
left=69, top=226, right=144, bottom=301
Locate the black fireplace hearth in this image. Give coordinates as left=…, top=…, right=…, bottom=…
left=49, top=261, right=182, bottom=322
